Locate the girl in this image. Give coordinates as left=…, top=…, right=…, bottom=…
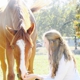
left=23, top=29, right=80, bottom=80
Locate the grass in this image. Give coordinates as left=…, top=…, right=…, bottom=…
left=0, top=47, right=80, bottom=80
left=33, top=55, right=49, bottom=75
left=33, top=55, right=80, bottom=75
left=75, top=55, right=80, bottom=73
left=34, top=47, right=80, bottom=74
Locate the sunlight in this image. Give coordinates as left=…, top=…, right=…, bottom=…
left=58, top=0, right=69, bottom=5
left=23, top=0, right=34, bottom=7
left=24, top=0, right=52, bottom=8
left=0, top=0, right=52, bottom=8
left=54, top=0, right=71, bottom=8
left=0, top=0, right=8, bottom=7
left=59, top=0, right=69, bottom=3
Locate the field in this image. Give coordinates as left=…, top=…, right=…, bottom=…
left=0, top=47, right=80, bottom=80
left=33, top=55, right=80, bottom=75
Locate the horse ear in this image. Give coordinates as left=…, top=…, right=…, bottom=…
left=6, top=26, right=17, bottom=43
left=6, top=26, right=17, bottom=35
left=27, top=23, right=34, bottom=35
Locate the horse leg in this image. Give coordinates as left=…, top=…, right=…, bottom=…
left=28, top=44, right=36, bottom=73
left=1, top=52, right=7, bottom=80
left=6, top=44, right=15, bottom=80
left=1, top=59, right=7, bottom=80
left=0, top=48, right=7, bottom=80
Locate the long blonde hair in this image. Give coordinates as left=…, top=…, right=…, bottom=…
left=43, top=29, right=76, bottom=78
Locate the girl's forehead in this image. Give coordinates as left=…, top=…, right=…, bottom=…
left=44, top=37, right=49, bottom=42
left=44, top=37, right=47, bottom=40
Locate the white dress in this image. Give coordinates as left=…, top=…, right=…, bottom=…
left=42, top=55, right=80, bottom=80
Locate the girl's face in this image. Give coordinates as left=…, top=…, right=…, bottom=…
left=43, top=37, right=49, bottom=50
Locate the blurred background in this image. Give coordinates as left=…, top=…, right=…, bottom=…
left=32, top=0, right=80, bottom=51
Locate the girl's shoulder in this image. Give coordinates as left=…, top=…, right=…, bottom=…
left=59, top=54, right=65, bottom=63
left=59, top=54, right=73, bottom=64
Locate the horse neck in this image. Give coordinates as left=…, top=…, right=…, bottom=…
left=8, top=0, right=31, bottom=31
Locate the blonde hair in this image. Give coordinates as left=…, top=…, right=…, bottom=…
left=42, top=29, right=76, bottom=78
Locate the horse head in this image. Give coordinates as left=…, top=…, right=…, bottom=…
left=6, top=22, right=35, bottom=78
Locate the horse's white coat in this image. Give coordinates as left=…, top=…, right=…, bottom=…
left=16, top=39, right=27, bottom=76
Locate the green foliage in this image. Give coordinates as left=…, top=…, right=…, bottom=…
left=34, top=1, right=76, bottom=39
left=74, top=20, right=80, bottom=27
left=74, top=2, right=80, bottom=37
left=76, top=14, right=80, bottom=19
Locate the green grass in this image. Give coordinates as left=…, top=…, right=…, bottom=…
left=33, top=55, right=80, bottom=75
left=75, top=55, right=80, bottom=73
left=33, top=55, right=49, bottom=75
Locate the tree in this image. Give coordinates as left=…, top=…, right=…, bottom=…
left=34, top=0, right=76, bottom=39
left=74, top=2, right=80, bottom=37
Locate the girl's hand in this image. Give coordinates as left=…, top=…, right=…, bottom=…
left=22, top=74, right=43, bottom=80
left=22, top=74, right=38, bottom=80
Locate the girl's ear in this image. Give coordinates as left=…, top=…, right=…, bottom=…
left=50, top=40, right=53, bottom=44
left=49, top=40, right=54, bottom=47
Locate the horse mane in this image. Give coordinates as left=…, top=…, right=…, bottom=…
left=7, top=0, right=31, bottom=31
left=6, top=0, right=51, bottom=30
left=6, top=0, right=50, bottom=47
left=6, top=0, right=35, bottom=47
